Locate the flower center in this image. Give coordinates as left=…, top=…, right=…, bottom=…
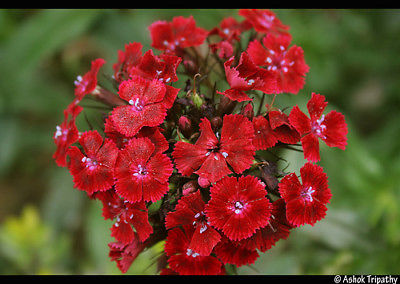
left=129, top=98, right=144, bottom=111
left=132, top=164, right=148, bottom=177
left=232, top=201, right=245, bottom=214
left=82, top=156, right=99, bottom=171
left=311, top=115, right=327, bottom=139
left=301, top=186, right=315, bottom=202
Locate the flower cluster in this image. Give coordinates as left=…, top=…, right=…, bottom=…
left=53, top=9, right=348, bottom=275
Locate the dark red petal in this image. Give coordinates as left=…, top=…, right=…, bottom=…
left=278, top=172, right=302, bottom=202
left=288, top=105, right=311, bottom=135
left=301, top=133, right=321, bottom=163
left=195, top=153, right=232, bottom=184
left=307, top=93, right=328, bottom=120
left=322, top=110, right=348, bottom=150
left=172, top=142, right=208, bottom=176
left=252, top=115, right=278, bottom=150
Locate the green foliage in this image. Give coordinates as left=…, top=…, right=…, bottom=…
left=0, top=9, right=399, bottom=275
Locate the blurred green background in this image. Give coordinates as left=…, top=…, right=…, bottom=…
left=0, top=9, right=399, bottom=275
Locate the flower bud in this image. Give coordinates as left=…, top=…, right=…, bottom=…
left=210, top=116, right=223, bottom=131
left=198, top=176, right=211, bottom=188
left=217, top=95, right=237, bottom=115
left=182, top=180, right=198, bottom=195
left=178, top=116, right=192, bottom=138
left=240, top=102, right=254, bottom=121
left=192, top=93, right=204, bottom=109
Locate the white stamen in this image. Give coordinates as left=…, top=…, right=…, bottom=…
left=247, top=79, right=255, bottom=85
left=222, top=152, right=228, bottom=158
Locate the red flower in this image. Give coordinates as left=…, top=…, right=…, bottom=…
left=109, top=75, right=178, bottom=137
left=239, top=9, right=289, bottom=35
left=67, top=130, right=118, bottom=195
left=74, top=58, right=105, bottom=101
left=165, top=190, right=221, bottom=256
left=288, top=93, right=348, bottom=162
left=278, top=162, right=332, bottom=227
left=149, top=16, right=208, bottom=54
left=252, top=110, right=300, bottom=150
left=95, top=189, right=153, bottom=244
left=104, top=116, right=169, bottom=153
left=209, top=16, right=251, bottom=42
left=113, top=42, right=143, bottom=82
left=217, top=52, right=277, bottom=102
left=164, top=225, right=223, bottom=275
left=238, top=198, right=293, bottom=252
left=247, top=33, right=309, bottom=94
left=205, top=175, right=272, bottom=241
left=172, top=114, right=255, bottom=183
left=213, top=235, right=259, bottom=267
left=114, top=137, right=173, bottom=203
left=108, top=235, right=146, bottom=273
left=53, top=104, right=82, bottom=167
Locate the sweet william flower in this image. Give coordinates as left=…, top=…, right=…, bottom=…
left=288, top=93, right=348, bottom=162
left=67, top=130, right=119, bottom=195
left=252, top=109, right=300, bottom=150
left=278, top=162, right=332, bottom=227
left=165, top=190, right=221, bottom=256
left=205, top=175, right=272, bottom=241
left=164, top=225, right=224, bottom=275
left=113, top=42, right=143, bottom=83
left=149, top=15, right=208, bottom=54
left=114, top=137, right=173, bottom=203
left=74, top=58, right=105, bottom=101
left=108, top=234, right=146, bottom=273
left=53, top=104, right=82, bottom=167
left=237, top=198, right=293, bottom=252
left=213, top=235, right=259, bottom=267
left=110, top=75, right=178, bottom=137
left=247, top=33, right=309, bottom=94
left=239, top=9, right=290, bottom=35
left=217, top=52, right=277, bottom=102
left=172, top=114, right=255, bottom=184
left=104, top=116, right=169, bottom=153
left=95, top=189, right=153, bottom=244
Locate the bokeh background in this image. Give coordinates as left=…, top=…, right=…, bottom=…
left=0, top=9, right=399, bottom=275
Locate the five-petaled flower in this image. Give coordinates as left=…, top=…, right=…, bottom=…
left=205, top=175, right=272, bottom=241
left=67, top=130, right=119, bottom=195
left=278, top=162, right=332, bottom=227
left=114, top=137, right=173, bottom=203
left=289, top=93, right=348, bottom=162
left=173, top=114, right=255, bottom=184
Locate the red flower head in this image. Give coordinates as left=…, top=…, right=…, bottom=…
left=53, top=104, right=82, bottom=167
left=149, top=16, right=208, bottom=54
left=217, top=52, right=277, bottom=102
left=67, top=130, right=118, bottom=195
left=114, top=137, right=173, bottom=203
left=247, top=33, right=309, bottom=94
left=213, top=235, right=259, bottom=267
left=209, top=16, right=250, bottom=42
left=74, top=58, right=105, bottom=101
left=288, top=93, right=348, bottom=162
left=278, top=162, right=332, bottom=227
left=172, top=114, right=255, bottom=184
left=113, top=42, right=143, bottom=83
left=252, top=109, right=300, bottom=150
left=165, top=190, right=221, bottom=256
left=164, top=225, right=223, bottom=275
left=108, top=235, right=146, bottom=274
left=95, top=189, right=153, bottom=244
left=239, top=9, right=290, bottom=35
left=104, top=116, right=169, bottom=153
left=109, top=75, right=179, bottom=137
left=238, top=198, right=293, bottom=252
left=205, top=175, right=272, bottom=241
